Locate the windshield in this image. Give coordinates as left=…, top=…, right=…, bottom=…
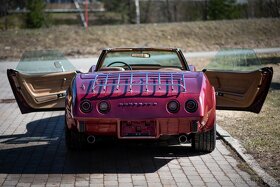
left=206, top=48, right=262, bottom=71
left=101, top=50, right=184, bottom=69
left=16, top=50, right=76, bottom=74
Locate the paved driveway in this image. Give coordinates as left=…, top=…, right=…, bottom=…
left=0, top=61, right=259, bottom=187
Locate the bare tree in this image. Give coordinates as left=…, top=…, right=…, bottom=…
left=173, top=0, right=180, bottom=22
left=135, top=0, right=140, bottom=24
left=203, top=0, right=208, bottom=20
left=265, top=0, right=280, bottom=17
left=165, top=0, right=172, bottom=22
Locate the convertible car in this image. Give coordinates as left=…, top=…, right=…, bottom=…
left=7, top=48, right=273, bottom=152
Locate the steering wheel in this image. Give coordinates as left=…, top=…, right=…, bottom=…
left=106, top=61, right=132, bottom=70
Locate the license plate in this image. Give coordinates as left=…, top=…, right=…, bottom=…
left=120, top=120, right=156, bottom=137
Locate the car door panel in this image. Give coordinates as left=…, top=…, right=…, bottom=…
left=7, top=69, right=76, bottom=114
left=205, top=67, right=273, bottom=113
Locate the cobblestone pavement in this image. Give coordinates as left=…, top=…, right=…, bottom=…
left=0, top=61, right=260, bottom=187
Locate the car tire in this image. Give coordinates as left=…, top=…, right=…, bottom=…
left=65, top=117, right=86, bottom=150
left=192, top=124, right=216, bottom=153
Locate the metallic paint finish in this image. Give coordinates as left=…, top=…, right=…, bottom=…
left=65, top=48, right=216, bottom=140
left=66, top=70, right=216, bottom=138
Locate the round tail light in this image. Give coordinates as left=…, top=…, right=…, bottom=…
left=80, top=100, right=92, bottom=113
left=167, top=100, right=180, bottom=113
left=98, top=101, right=110, bottom=114
left=185, top=99, right=198, bottom=113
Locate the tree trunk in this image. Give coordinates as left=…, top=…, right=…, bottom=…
left=135, top=0, right=140, bottom=24
left=166, top=0, right=172, bottom=22
left=203, top=0, right=208, bottom=20
left=143, top=0, right=152, bottom=23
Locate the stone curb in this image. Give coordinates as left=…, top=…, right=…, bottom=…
left=216, top=124, right=279, bottom=187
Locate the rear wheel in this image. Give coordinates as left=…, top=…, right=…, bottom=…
left=65, top=117, right=86, bottom=150
left=192, top=124, right=216, bottom=153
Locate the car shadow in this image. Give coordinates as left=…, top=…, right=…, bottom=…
left=0, top=115, right=208, bottom=174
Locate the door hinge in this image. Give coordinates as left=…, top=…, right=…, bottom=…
left=57, top=92, right=66, bottom=98
left=215, top=92, right=224, bottom=96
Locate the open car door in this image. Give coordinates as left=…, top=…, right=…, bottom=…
left=204, top=49, right=273, bottom=113
left=7, top=50, right=77, bottom=114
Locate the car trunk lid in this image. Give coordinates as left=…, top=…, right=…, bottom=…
left=77, top=71, right=203, bottom=99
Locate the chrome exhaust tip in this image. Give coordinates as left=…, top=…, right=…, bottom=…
left=178, top=134, right=188, bottom=144
left=87, top=135, right=96, bottom=144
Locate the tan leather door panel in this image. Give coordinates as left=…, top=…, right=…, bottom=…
left=7, top=69, right=76, bottom=114
left=204, top=67, right=273, bottom=113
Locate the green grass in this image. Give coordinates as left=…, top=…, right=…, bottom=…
left=0, top=14, right=26, bottom=29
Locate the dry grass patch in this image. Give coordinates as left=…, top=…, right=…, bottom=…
left=217, top=63, right=280, bottom=182
left=188, top=53, right=280, bottom=182
left=0, top=18, right=280, bottom=60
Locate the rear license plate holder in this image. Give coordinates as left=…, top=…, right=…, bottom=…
left=120, top=120, right=156, bottom=137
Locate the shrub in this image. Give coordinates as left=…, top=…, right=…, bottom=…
left=208, top=0, right=242, bottom=20
left=26, top=0, right=46, bottom=28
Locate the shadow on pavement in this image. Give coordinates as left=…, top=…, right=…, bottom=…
left=0, top=115, right=207, bottom=174
left=270, top=82, right=280, bottom=90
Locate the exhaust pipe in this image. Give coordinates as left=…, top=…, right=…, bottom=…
left=178, top=134, right=188, bottom=144
left=87, top=135, right=96, bottom=144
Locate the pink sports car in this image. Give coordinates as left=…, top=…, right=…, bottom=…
left=7, top=48, right=273, bottom=152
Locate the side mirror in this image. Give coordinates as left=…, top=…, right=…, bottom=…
left=189, top=65, right=196, bottom=72
left=54, top=61, right=65, bottom=72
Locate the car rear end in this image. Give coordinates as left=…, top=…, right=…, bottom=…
left=66, top=71, right=216, bottom=144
